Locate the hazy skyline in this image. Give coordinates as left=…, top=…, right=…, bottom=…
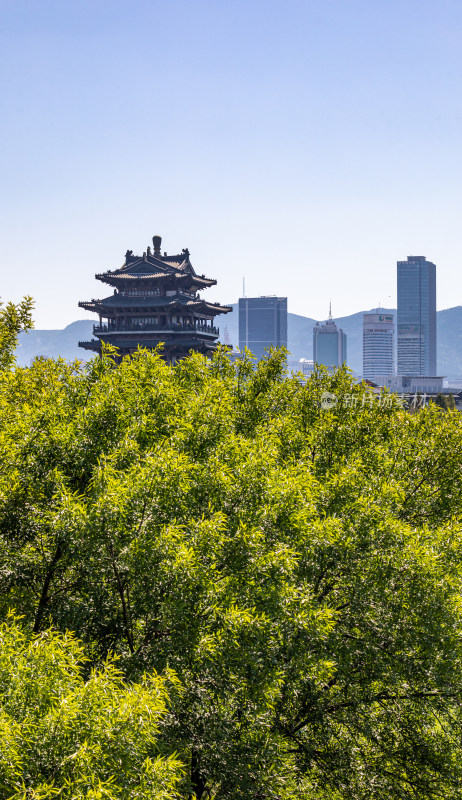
left=2, top=0, right=462, bottom=328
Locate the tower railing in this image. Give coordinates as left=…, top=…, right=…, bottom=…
left=93, top=322, right=219, bottom=336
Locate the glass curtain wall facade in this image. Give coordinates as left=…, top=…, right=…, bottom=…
left=313, top=318, right=347, bottom=368
left=363, top=313, right=394, bottom=381
left=397, top=256, right=436, bottom=375
left=238, top=296, right=287, bottom=359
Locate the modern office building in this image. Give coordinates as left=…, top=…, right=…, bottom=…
left=363, top=312, right=394, bottom=381
left=238, top=296, right=287, bottom=359
left=397, top=255, right=436, bottom=375
left=313, top=309, right=347, bottom=368
left=298, top=358, right=315, bottom=377
left=287, top=358, right=315, bottom=379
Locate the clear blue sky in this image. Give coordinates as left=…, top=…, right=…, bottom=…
left=1, top=0, right=462, bottom=327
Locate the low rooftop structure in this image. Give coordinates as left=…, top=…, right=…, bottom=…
left=377, top=375, right=445, bottom=394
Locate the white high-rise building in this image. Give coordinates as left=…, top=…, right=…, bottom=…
left=363, top=313, right=394, bottom=381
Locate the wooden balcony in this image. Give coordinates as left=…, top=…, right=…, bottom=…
left=93, top=322, right=219, bottom=336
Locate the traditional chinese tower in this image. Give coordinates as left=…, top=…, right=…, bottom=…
left=78, top=235, right=231, bottom=362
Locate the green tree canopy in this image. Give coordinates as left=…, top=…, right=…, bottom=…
left=434, top=392, right=456, bottom=411
left=1, top=346, right=462, bottom=798
left=0, top=615, right=183, bottom=799
left=0, top=296, right=34, bottom=370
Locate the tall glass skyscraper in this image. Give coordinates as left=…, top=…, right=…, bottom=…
left=238, top=296, right=287, bottom=359
left=313, top=312, right=347, bottom=368
left=363, top=312, right=394, bottom=381
left=397, top=256, right=436, bottom=376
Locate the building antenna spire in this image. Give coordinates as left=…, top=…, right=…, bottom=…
left=328, top=300, right=332, bottom=320
left=243, top=277, right=246, bottom=298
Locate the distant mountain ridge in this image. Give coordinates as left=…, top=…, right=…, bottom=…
left=16, top=306, right=462, bottom=379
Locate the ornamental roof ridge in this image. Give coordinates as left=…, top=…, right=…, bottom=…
left=108, top=251, right=196, bottom=276
left=119, top=255, right=171, bottom=275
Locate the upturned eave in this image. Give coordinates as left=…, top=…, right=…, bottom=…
left=95, top=272, right=216, bottom=289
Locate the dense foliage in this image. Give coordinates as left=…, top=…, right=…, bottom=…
left=1, top=341, right=462, bottom=798
left=0, top=616, right=183, bottom=799
left=0, top=296, right=34, bottom=370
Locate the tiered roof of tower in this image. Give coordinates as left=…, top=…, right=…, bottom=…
left=79, top=235, right=231, bottom=362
